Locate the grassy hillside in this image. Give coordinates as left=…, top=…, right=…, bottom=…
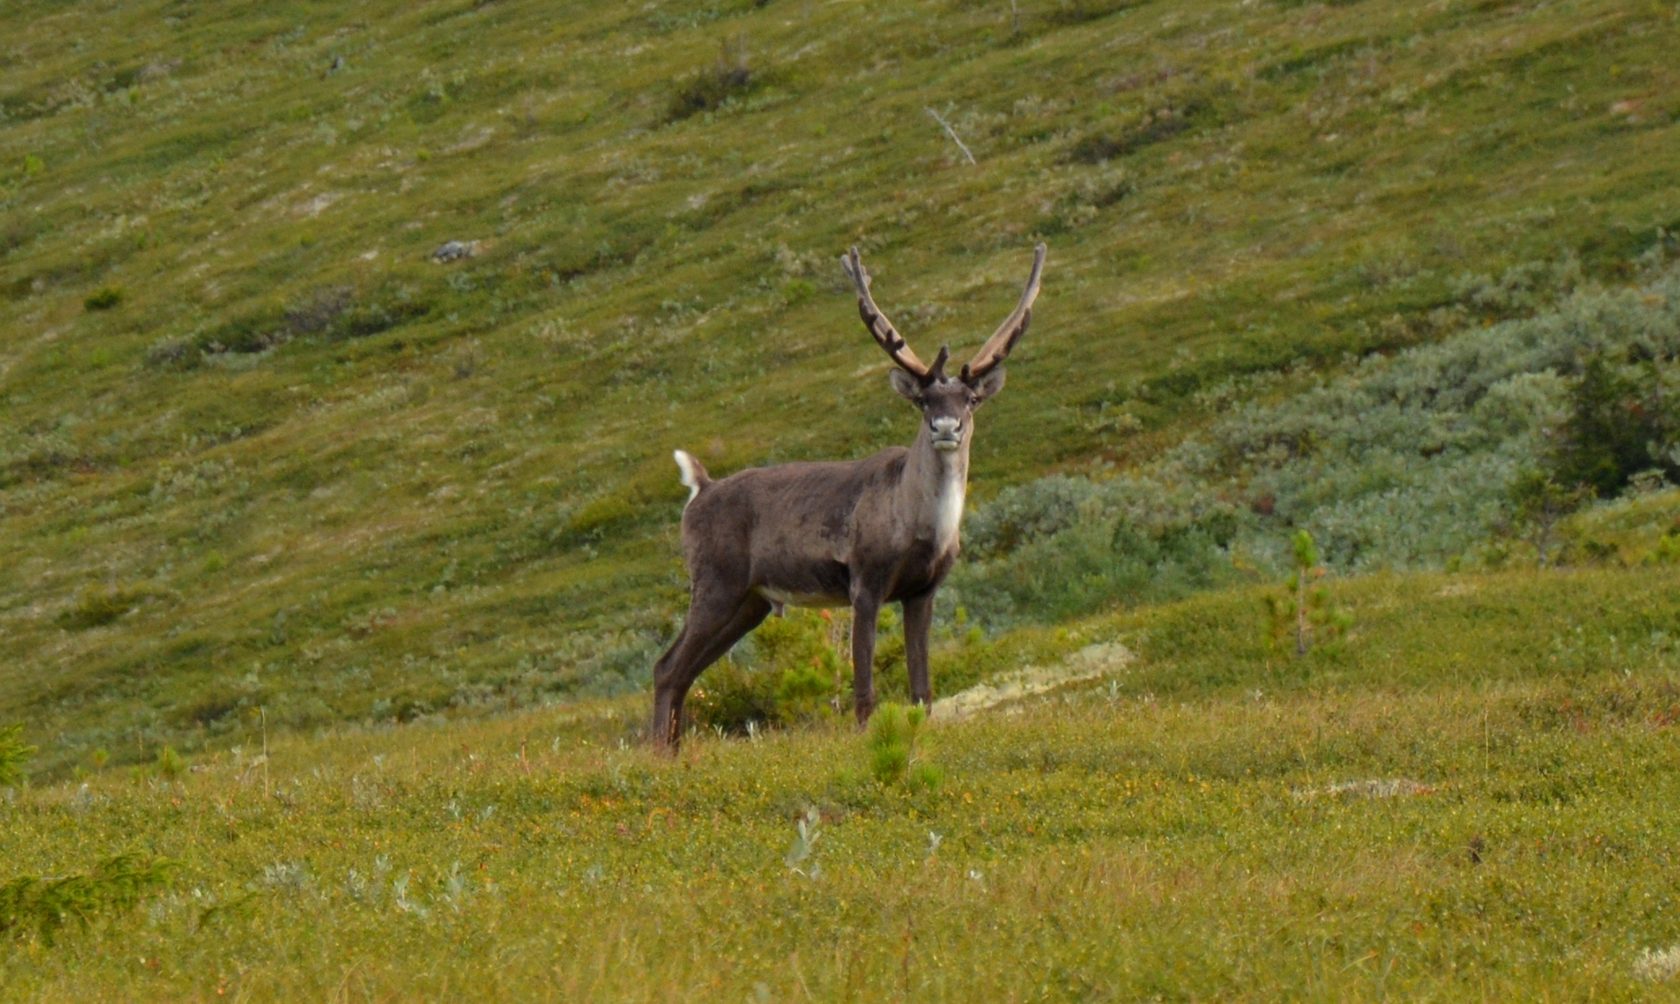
left=4, top=0, right=1680, bottom=771
left=3, top=564, right=1679, bottom=998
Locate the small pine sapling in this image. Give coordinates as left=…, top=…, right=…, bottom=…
left=1507, top=469, right=1591, bottom=567
left=865, top=703, right=942, bottom=791
left=0, top=724, right=33, bottom=787
left=0, top=854, right=176, bottom=946
left=1647, top=527, right=1680, bottom=566
left=1265, top=530, right=1352, bottom=656
left=154, top=745, right=186, bottom=780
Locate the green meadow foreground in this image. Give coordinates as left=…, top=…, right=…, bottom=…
left=4, top=565, right=1679, bottom=1000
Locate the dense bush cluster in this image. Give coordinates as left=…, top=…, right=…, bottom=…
left=957, top=473, right=1243, bottom=626
left=687, top=609, right=845, bottom=735
left=949, top=266, right=1680, bottom=628
left=1550, top=354, right=1680, bottom=496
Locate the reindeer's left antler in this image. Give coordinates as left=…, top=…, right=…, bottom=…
left=962, top=243, right=1046, bottom=382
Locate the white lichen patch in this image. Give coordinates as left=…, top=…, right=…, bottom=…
left=1293, top=778, right=1435, bottom=801
left=933, top=642, right=1133, bottom=719
left=294, top=191, right=343, bottom=218
left=1635, top=944, right=1680, bottom=982
left=446, top=125, right=498, bottom=154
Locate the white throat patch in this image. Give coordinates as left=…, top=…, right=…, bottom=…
left=933, top=468, right=965, bottom=553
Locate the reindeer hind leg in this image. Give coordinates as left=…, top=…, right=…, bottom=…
left=650, top=621, right=693, bottom=747
left=651, top=591, right=772, bottom=749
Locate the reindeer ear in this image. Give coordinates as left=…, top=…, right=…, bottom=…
left=970, top=365, right=1006, bottom=403
left=889, top=368, right=924, bottom=403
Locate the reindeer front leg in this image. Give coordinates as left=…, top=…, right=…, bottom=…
left=850, top=590, right=881, bottom=726
left=902, top=590, right=935, bottom=709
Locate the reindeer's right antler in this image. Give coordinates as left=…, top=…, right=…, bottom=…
left=843, top=247, right=934, bottom=382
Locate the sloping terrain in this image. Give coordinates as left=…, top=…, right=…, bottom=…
left=3, top=0, right=1678, bottom=772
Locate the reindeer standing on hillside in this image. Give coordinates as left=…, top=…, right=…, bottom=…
left=651, top=244, right=1047, bottom=749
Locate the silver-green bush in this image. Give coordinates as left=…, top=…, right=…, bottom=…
left=952, top=266, right=1680, bottom=627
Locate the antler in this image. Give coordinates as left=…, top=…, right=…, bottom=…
left=843, top=247, right=932, bottom=381
left=963, top=243, right=1047, bottom=381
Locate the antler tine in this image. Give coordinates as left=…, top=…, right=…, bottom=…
left=964, top=243, right=1047, bottom=380
left=928, top=344, right=950, bottom=380
left=843, top=247, right=930, bottom=380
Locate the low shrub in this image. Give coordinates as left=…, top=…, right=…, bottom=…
left=143, top=336, right=199, bottom=371
left=952, top=473, right=1245, bottom=628
left=82, top=286, right=122, bottom=311
left=326, top=298, right=430, bottom=341
left=1063, top=94, right=1217, bottom=163
left=0, top=723, right=33, bottom=786
left=55, top=586, right=145, bottom=630
left=0, top=854, right=177, bottom=946
left=282, top=285, right=354, bottom=336
left=192, top=288, right=431, bottom=357
left=964, top=475, right=1099, bottom=560
left=667, top=36, right=769, bottom=123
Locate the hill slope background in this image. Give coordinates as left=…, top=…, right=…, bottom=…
left=4, top=0, right=1680, bottom=773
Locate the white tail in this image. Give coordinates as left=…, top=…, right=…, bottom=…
left=673, top=449, right=704, bottom=504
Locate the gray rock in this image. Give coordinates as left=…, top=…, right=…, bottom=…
left=430, top=240, right=479, bottom=264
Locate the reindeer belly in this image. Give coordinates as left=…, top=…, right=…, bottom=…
left=756, top=586, right=849, bottom=610
left=752, top=555, right=851, bottom=611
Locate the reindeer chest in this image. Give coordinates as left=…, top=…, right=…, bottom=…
left=882, top=475, right=964, bottom=598
left=884, top=537, right=959, bottom=602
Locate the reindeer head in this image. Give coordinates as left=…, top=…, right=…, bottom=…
left=841, top=245, right=1046, bottom=454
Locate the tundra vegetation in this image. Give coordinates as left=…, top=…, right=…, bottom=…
left=2, top=0, right=1680, bottom=997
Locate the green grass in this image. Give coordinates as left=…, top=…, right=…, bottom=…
left=3, top=565, right=1679, bottom=999
left=3, top=3, right=1680, bottom=992
left=3, top=0, right=1679, bottom=772
left=3, top=0, right=1680, bottom=993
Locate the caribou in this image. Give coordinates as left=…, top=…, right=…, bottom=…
left=650, top=244, right=1047, bottom=749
